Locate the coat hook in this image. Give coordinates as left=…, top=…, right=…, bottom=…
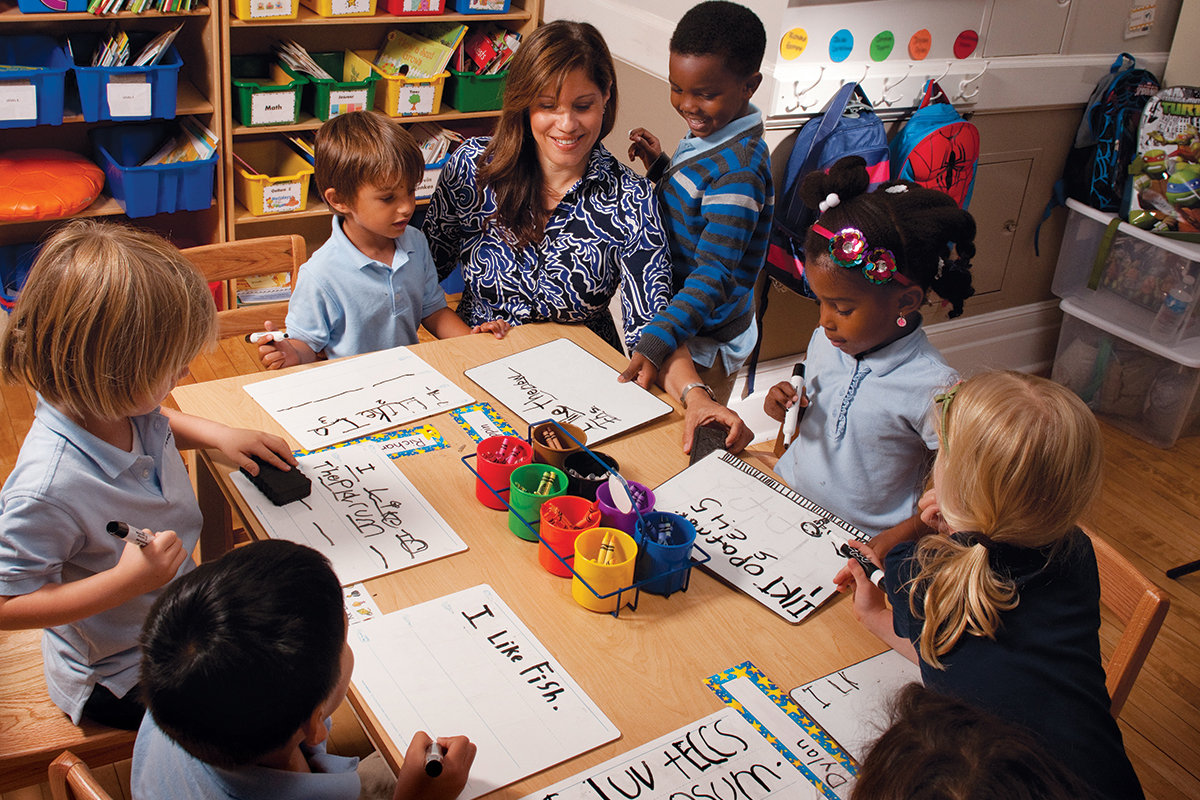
left=840, top=63, right=869, bottom=88
left=785, top=65, right=825, bottom=112
left=932, top=61, right=951, bottom=83
left=955, top=60, right=988, bottom=102
left=877, top=63, right=913, bottom=107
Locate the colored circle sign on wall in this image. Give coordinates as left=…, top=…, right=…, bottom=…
left=829, top=29, right=854, bottom=63
left=780, top=28, right=809, bottom=60
left=869, top=30, right=895, bottom=62
left=954, top=30, right=979, bottom=59
left=908, top=28, right=932, bottom=60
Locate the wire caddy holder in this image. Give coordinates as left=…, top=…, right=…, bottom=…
left=460, top=419, right=711, bottom=618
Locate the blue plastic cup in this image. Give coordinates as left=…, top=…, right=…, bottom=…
left=634, top=511, right=697, bottom=596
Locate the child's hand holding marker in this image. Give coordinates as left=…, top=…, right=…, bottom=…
left=395, top=732, right=476, bottom=800
left=764, top=377, right=809, bottom=424
left=108, top=522, right=188, bottom=594
left=255, top=321, right=303, bottom=370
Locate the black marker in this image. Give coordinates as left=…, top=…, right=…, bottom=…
left=839, top=542, right=884, bottom=588
left=424, top=740, right=443, bottom=777
left=107, top=521, right=154, bottom=548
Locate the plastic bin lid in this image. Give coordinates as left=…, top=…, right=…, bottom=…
left=1060, top=297, right=1200, bottom=368
left=1066, top=198, right=1200, bottom=262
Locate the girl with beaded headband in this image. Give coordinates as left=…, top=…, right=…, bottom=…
left=763, top=155, right=975, bottom=542
left=841, top=371, right=1143, bottom=800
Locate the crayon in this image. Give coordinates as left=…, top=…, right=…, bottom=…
left=535, top=471, right=555, bottom=495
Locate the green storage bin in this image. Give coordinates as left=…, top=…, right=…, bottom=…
left=231, top=54, right=307, bottom=128
left=443, top=68, right=508, bottom=113
left=297, top=52, right=379, bottom=122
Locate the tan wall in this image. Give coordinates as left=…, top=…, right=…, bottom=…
left=604, top=59, right=1082, bottom=361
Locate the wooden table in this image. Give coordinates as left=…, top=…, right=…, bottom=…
left=170, top=322, right=885, bottom=798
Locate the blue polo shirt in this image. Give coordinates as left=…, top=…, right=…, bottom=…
left=776, top=321, right=956, bottom=536
left=286, top=216, right=448, bottom=360
left=133, top=713, right=360, bottom=800
left=0, top=399, right=202, bottom=723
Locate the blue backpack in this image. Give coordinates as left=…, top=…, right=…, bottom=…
left=889, top=80, right=979, bottom=209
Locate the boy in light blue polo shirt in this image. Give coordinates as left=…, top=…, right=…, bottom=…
left=258, top=111, right=508, bottom=369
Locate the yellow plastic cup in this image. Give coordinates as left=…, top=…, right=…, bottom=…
left=571, top=527, right=637, bottom=613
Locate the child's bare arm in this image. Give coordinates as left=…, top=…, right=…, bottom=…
left=422, top=307, right=473, bottom=339
left=162, top=408, right=297, bottom=473
left=0, top=532, right=187, bottom=629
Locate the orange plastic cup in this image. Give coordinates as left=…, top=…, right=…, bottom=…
left=538, top=496, right=600, bottom=577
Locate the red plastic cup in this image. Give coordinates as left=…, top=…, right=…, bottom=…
left=475, top=435, right=531, bottom=510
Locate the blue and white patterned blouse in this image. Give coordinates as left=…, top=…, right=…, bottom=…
left=424, top=138, right=672, bottom=351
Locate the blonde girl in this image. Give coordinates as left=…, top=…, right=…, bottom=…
left=845, top=371, right=1142, bottom=800
left=0, top=221, right=296, bottom=730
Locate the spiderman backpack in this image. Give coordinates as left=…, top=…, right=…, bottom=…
left=889, top=80, right=980, bottom=209
left=1064, top=53, right=1160, bottom=212
left=766, top=81, right=890, bottom=297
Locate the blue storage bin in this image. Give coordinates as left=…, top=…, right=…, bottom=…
left=445, top=0, right=510, bottom=13
left=16, top=0, right=89, bottom=12
left=89, top=122, right=217, bottom=219
left=72, top=44, right=182, bottom=123
left=0, top=36, right=71, bottom=129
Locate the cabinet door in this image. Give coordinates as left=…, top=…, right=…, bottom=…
left=968, top=157, right=1033, bottom=296
left=984, top=0, right=1071, bottom=56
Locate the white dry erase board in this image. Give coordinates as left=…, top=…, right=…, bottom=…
left=653, top=451, right=869, bottom=624
left=230, top=442, right=466, bottom=585
left=349, top=584, right=619, bottom=800
left=242, top=346, right=474, bottom=452
left=464, top=338, right=672, bottom=445
left=522, top=706, right=825, bottom=800
left=789, top=650, right=922, bottom=762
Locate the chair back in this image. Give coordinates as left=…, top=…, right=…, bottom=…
left=1082, top=527, right=1170, bottom=717
left=182, top=234, right=305, bottom=339
left=49, top=751, right=115, bottom=800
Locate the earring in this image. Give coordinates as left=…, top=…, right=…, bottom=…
left=896, top=316, right=908, bottom=328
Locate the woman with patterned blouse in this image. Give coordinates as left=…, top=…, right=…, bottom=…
left=424, top=20, right=672, bottom=353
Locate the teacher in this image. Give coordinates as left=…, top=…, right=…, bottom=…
left=424, top=20, right=672, bottom=353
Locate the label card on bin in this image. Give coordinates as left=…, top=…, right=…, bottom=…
left=0, top=85, right=37, bottom=122
left=251, top=91, right=298, bottom=124
left=350, top=584, right=619, bottom=800
left=107, top=80, right=151, bottom=117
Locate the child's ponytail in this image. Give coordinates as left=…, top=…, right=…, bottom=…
left=910, top=533, right=1018, bottom=669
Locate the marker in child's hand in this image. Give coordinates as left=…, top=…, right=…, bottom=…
left=839, top=542, right=884, bottom=588
left=781, top=363, right=806, bottom=443
left=107, top=521, right=154, bottom=548
left=425, top=740, right=444, bottom=777
left=246, top=330, right=289, bottom=344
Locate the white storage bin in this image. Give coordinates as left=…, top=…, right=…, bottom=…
left=1053, top=198, right=1200, bottom=345
left=1052, top=297, right=1200, bottom=448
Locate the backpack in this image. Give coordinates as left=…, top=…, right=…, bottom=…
left=1064, top=52, right=1160, bottom=212
left=765, top=82, right=890, bottom=297
left=1122, top=85, right=1200, bottom=237
left=889, top=80, right=980, bottom=209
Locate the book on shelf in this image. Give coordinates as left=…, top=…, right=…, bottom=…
left=456, top=24, right=520, bottom=75
left=410, top=122, right=462, bottom=165
left=373, top=23, right=466, bottom=79
left=140, top=116, right=219, bottom=166
left=236, top=273, right=292, bottom=305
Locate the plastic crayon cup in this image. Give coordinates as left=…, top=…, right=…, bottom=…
left=530, top=421, right=587, bottom=468
left=508, top=464, right=567, bottom=541
left=595, top=480, right=655, bottom=537
left=563, top=450, right=619, bottom=501
left=475, top=435, right=532, bottom=510
left=538, top=496, right=601, bottom=577
left=634, top=511, right=698, bottom=596
left=571, top=527, right=637, bottom=613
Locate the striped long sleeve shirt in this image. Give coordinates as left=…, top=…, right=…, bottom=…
left=633, top=115, right=773, bottom=368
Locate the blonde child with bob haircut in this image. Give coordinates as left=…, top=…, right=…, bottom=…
left=0, top=220, right=297, bottom=731
left=842, top=371, right=1143, bottom=800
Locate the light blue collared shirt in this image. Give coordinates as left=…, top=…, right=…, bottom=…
left=776, top=321, right=957, bottom=536
left=286, top=216, right=448, bottom=360
left=671, top=104, right=764, bottom=166
left=0, top=399, right=202, bottom=723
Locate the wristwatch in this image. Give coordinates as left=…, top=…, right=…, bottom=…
left=679, top=382, right=716, bottom=409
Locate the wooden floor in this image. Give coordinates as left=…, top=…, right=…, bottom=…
left=0, top=338, right=1198, bottom=796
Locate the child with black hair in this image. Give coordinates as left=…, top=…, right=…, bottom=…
left=763, top=155, right=976, bottom=540
left=133, top=539, right=476, bottom=800
left=620, top=0, right=773, bottom=404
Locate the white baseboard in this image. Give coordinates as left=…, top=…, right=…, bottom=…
left=924, top=300, right=1063, bottom=376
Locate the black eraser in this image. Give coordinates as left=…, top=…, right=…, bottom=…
left=241, top=456, right=311, bottom=506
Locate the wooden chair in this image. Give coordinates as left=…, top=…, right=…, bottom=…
left=182, top=233, right=305, bottom=340
left=179, top=235, right=305, bottom=561
left=0, top=628, right=135, bottom=794
left=1082, top=526, right=1171, bottom=718
left=49, top=751, right=115, bottom=800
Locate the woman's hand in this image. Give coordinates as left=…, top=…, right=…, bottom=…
left=471, top=319, right=511, bottom=339
left=683, top=396, right=753, bottom=455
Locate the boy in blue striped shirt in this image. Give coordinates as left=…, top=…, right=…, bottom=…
left=620, top=1, right=773, bottom=404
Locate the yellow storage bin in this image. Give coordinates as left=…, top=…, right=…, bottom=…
left=234, top=139, right=315, bottom=217
left=232, top=0, right=299, bottom=20
left=299, top=0, right=376, bottom=17
left=347, top=50, right=446, bottom=118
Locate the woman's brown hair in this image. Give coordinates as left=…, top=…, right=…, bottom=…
left=478, top=20, right=618, bottom=247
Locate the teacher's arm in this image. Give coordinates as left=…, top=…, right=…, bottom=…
left=658, top=345, right=753, bottom=455
left=616, top=174, right=674, bottom=353
left=424, top=143, right=473, bottom=282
